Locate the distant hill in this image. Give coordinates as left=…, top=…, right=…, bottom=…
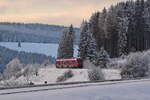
left=0, top=22, right=80, bottom=44
left=0, top=45, right=55, bottom=72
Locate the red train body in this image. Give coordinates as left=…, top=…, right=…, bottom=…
left=56, top=58, right=83, bottom=68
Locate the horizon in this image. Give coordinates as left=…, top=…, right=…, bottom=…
left=0, top=0, right=127, bottom=27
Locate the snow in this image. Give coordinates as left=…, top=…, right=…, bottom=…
left=102, top=69, right=121, bottom=80
left=4, top=67, right=121, bottom=85
left=0, top=67, right=121, bottom=86
left=0, top=79, right=150, bottom=100
left=0, top=42, right=78, bottom=57
left=14, top=67, right=89, bottom=85
left=29, top=68, right=89, bottom=84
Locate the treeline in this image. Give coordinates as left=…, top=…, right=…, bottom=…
left=0, top=30, right=58, bottom=43
left=0, top=22, right=80, bottom=44
left=0, top=46, right=55, bottom=72
left=80, top=0, right=150, bottom=58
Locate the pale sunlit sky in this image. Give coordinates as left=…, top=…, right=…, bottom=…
left=0, top=0, right=127, bottom=27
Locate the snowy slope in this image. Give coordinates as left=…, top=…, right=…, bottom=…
left=0, top=79, right=150, bottom=100
left=9, top=67, right=121, bottom=85
left=0, top=42, right=78, bottom=57
left=30, top=68, right=89, bottom=84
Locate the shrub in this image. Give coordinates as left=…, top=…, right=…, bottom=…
left=88, top=67, right=104, bottom=81
left=3, top=58, right=23, bottom=80
left=121, top=52, right=149, bottom=79
left=56, top=70, right=74, bottom=82
left=23, top=64, right=39, bottom=77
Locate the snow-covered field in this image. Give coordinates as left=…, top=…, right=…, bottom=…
left=0, top=79, right=150, bottom=100
left=16, top=67, right=89, bottom=85
left=0, top=42, right=78, bottom=57
left=4, top=67, right=121, bottom=85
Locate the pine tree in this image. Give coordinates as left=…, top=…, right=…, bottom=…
left=134, top=0, right=145, bottom=51
left=94, top=47, right=109, bottom=68
left=57, top=25, right=75, bottom=59
left=89, top=12, right=100, bottom=50
left=78, top=21, right=89, bottom=60
left=117, top=3, right=129, bottom=56
left=86, top=24, right=97, bottom=64
left=144, top=0, right=150, bottom=49
left=105, top=6, right=118, bottom=57
left=98, top=7, right=107, bottom=48
left=125, top=0, right=135, bottom=52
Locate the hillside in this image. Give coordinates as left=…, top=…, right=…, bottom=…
left=0, top=22, right=80, bottom=43
left=0, top=45, right=55, bottom=72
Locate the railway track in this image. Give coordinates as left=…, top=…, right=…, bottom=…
left=0, top=78, right=150, bottom=95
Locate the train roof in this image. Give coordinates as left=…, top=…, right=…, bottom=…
left=56, top=57, right=81, bottom=61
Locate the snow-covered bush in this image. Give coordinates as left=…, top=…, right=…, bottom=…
left=84, top=59, right=104, bottom=81
left=22, top=64, right=39, bottom=83
left=107, top=58, right=127, bottom=69
left=23, top=64, right=39, bottom=77
left=88, top=67, right=104, bottom=81
left=3, top=58, right=24, bottom=80
left=121, top=52, right=149, bottom=79
left=56, top=70, right=74, bottom=82
left=1, top=77, right=27, bottom=87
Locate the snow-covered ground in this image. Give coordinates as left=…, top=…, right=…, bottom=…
left=0, top=79, right=150, bottom=100
left=4, top=67, right=121, bottom=85
left=0, top=42, right=78, bottom=57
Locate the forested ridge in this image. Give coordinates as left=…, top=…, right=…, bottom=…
left=0, top=22, right=80, bottom=44
left=79, top=0, right=150, bottom=58
left=0, top=46, right=55, bottom=72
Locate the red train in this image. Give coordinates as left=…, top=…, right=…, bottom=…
left=56, top=58, right=83, bottom=68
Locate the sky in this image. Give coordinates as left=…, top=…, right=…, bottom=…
left=0, top=0, right=127, bottom=27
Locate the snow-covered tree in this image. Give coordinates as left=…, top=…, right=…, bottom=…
left=94, top=47, right=110, bottom=68
left=89, top=12, right=100, bottom=50
left=105, top=6, right=119, bottom=57
left=98, top=7, right=107, bottom=48
left=144, top=0, right=150, bottom=49
left=78, top=21, right=89, bottom=60
left=3, top=58, right=23, bottom=80
left=133, top=0, right=145, bottom=51
left=117, top=4, right=129, bottom=56
left=86, top=26, right=98, bottom=64
left=57, top=25, right=75, bottom=59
